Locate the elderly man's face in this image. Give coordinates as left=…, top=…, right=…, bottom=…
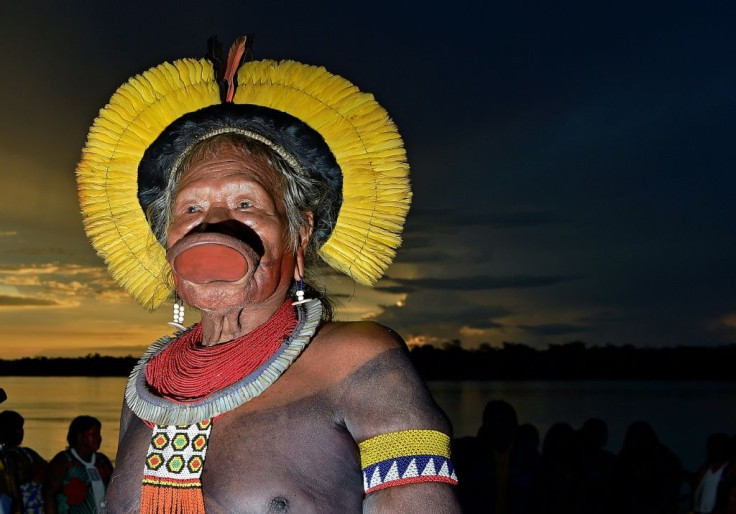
left=166, top=147, right=301, bottom=311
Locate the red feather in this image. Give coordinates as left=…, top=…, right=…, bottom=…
left=223, top=36, right=247, bottom=103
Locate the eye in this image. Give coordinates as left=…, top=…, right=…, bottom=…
left=237, top=200, right=252, bottom=209
left=185, top=205, right=199, bottom=214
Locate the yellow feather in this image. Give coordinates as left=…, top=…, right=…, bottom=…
left=77, top=59, right=219, bottom=309
left=78, top=56, right=411, bottom=308
left=232, top=60, right=410, bottom=285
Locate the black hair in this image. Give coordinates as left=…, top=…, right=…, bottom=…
left=0, top=410, right=24, bottom=447
left=67, top=415, right=101, bottom=448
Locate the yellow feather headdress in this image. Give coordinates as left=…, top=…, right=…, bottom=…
left=77, top=43, right=411, bottom=309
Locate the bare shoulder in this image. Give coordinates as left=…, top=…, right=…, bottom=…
left=309, top=322, right=452, bottom=441
left=254, top=321, right=409, bottom=406
left=311, top=320, right=406, bottom=365
left=317, top=319, right=405, bottom=345
left=293, top=320, right=411, bottom=389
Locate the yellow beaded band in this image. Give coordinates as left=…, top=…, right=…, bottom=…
left=359, top=429, right=451, bottom=467
left=358, top=429, right=457, bottom=494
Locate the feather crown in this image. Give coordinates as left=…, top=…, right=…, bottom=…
left=76, top=36, right=411, bottom=309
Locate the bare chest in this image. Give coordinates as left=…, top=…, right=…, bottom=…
left=106, top=396, right=364, bottom=513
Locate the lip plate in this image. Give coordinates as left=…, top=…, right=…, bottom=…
left=167, top=232, right=260, bottom=284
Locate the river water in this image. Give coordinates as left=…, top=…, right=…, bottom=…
left=1, top=376, right=734, bottom=472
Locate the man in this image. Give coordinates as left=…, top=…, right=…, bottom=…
left=76, top=37, right=459, bottom=513
left=0, top=410, right=46, bottom=514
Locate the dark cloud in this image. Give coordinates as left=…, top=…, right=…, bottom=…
left=0, top=294, right=61, bottom=307
left=394, top=249, right=457, bottom=265
left=406, top=208, right=567, bottom=232
left=374, top=301, right=511, bottom=330
left=387, top=275, right=576, bottom=292
left=579, top=312, right=636, bottom=325
left=466, top=319, right=504, bottom=330
left=396, top=234, right=434, bottom=251
left=373, top=285, right=417, bottom=295
left=519, top=324, right=591, bottom=337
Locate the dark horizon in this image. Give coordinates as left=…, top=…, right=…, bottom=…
left=3, top=342, right=735, bottom=381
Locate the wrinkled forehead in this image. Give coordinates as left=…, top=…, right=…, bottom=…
left=174, top=135, right=287, bottom=196
left=137, top=104, right=334, bottom=218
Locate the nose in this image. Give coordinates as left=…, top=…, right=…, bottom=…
left=202, top=204, right=231, bottom=227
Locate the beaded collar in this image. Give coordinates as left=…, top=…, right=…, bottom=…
left=125, top=299, right=322, bottom=426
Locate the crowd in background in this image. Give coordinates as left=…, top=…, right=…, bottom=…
left=0, top=411, right=112, bottom=514
left=453, top=400, right=736, bottom=514
left=2, top=401, right=734, bottom=514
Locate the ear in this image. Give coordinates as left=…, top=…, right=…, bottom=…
left=294, top=212, right=314, bottom=281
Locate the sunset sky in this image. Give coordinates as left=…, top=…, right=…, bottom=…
left=1, top=1, right=735, bottom=358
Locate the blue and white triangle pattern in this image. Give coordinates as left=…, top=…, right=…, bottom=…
left=363, top=454, right=458, bottom=493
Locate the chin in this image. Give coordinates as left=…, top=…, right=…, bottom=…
left=180, top=278, right=289, bottom=312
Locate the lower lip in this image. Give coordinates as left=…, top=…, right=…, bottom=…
left=173, top=243, right=249, bottom=283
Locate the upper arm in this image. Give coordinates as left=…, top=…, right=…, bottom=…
left=98, top=453, right=114, bottom=483
left=333, top=323, right=460, bottom=513
left=338, top=323, right=451, bottom=441
left=119, top=400, right=134, bottom=446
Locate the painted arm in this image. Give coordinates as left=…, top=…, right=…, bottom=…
left=336, top=323, right=461, bottom=513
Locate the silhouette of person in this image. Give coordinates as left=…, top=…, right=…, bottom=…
left=0, top=410, right=46, bottom=514
left=578, top=417, right=616, bottom=514
left=539, top=422, right=580, bottom=514
left=516, top=423, right=543, bottom=513
left=453, top=400, right=541, bottom=513
left=611, top=420, right=683, bottom=514
left=714, top=434, right=736, bottom=514
left=691, top=432, right=730, bottom=514
left=45, top=416, right=113, bottom=514
left=516, top=423, right=541, bottom=452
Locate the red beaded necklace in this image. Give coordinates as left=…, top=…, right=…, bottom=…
left=146, top=300, right=298, bottom=402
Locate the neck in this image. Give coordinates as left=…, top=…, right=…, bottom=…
left=199, top=296, right=287, bottom=345
left=73, top=447, right=94, bottom=462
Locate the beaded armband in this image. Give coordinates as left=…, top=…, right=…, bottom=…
left=359, top=429, right=458, bottom=494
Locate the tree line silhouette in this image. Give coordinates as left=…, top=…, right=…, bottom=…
left=411, top=341, right=736, bottom=380
left=1, top=342, right=735, bottom=379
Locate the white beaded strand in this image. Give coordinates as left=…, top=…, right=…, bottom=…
left=174, top=302, right=185, bottom=324
left=292, top=277, right=311, bottom=306
left=168, top=296, right=186, bottom=331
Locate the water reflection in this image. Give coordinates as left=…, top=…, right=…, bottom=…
left=2, top=376, right=735, bottom=474
left=1, top=377, right=125, bottom=461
